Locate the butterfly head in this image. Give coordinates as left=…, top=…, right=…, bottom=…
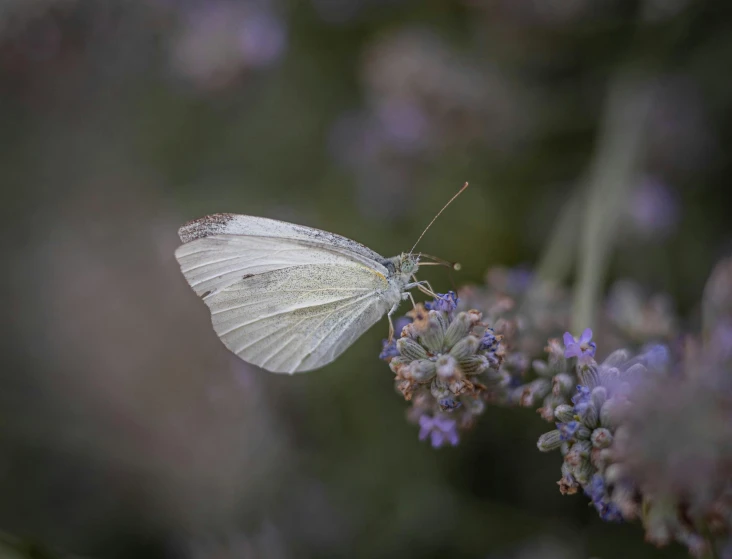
left=382, top=253, right=419, bottom=284
left=398, top=253, right=419, bottom=276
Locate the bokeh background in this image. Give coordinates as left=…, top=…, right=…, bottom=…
left=1, top=0, right=730, bottom=557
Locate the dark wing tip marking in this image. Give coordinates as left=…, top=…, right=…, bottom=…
left=242, top=274, right=254, bottom=280
left=178, top=213, right=236, bottom=243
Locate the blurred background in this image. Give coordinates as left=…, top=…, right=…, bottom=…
left=0, top=0, right=730, bottom=557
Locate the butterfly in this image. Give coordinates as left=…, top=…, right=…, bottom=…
left=175, top=183, right=467, bottom=374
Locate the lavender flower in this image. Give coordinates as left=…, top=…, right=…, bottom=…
left=534, top=310, right=732, bottom=557
left=382, top=295, right=505, bottom=446
left=563, top=329, right=596, bottom=366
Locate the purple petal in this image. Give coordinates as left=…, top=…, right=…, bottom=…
left=564, top=346, right=581, bottom=359
left=431, top=431, right=445, bottom=448
left=418, top=415, right=433, bottom=441
left=563, top=332, right=575, bottom=347
left=579, top=328, right=593, bottom=344
left=435, top=417, right=456, bottom=431
left=447, top=430, right=460, bottom=446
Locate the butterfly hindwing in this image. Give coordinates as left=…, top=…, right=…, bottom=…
left=204, top=263, right=389, bottom=373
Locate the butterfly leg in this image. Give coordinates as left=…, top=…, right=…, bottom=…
left=405, top=279, right=437, bottom=298
left=406, top=291, right=417, bottom=309
left=420, top=279, right=437, bottom=295
left=387, top=302, right=401, bottom=343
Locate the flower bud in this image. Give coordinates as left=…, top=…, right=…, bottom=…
left=559, top=462, right=579, bottom=495
left=600, top=367, right=620, bottom=384
left=532, top=359, right=552, bottom=378
left=458, top=355, right=489, bottom=375
left=579, top=402, right=599, bottom=428
left=600, top=399, right=621, bottom=428
left=448, top=376, right=470, bottom=395
left=449, top=335, right=480, bottom=361
left=572, top=459, right=594, bottom=485
left=443, top=312, right=473, bottom=349
left=574, top=424, right=591, bottom=440
left=622, top=363, right=646, bottom=382
left=520, top=379, right=551, bottom=407
left=564, top=445, right=584, bottom=467
left=430, top=377, right=451, bottom=401
left=591, top=386, right=608, bottom=412
left=602, top=349, right=631, bottom=367
left=436, top=354, right=459, bottom=379
left=552, top=373, right=575, bottom=396
left=591, top=427, right=613, bottom=449
left=419, top=311, right=448, bottom=353
left=578, top=365, right=600, bottom=389
left=406, top=359, right=436, bottom=382
left=574, top=440, right=592, bottom=456
left=537, top=430, right=563, bottom=452
left=554, top=404, right=575, bottom=423
left=397, top=338, right=428, bottom=361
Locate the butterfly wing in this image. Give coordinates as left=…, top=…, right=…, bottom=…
left=205, top=263, right=390, bottom=373
left=175, top=214, right=388, bottom=298
left=175, top=214, right=394, bottom=373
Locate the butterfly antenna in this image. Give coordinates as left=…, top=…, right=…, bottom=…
left=418, top=253, right=462, bottom=271
left=409, top=182, right=469, bottom=254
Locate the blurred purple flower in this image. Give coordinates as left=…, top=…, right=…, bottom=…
left=168, top=0, right=287, bottom=90
left=374, top=100, right=430, bottom=153
left=585, top=475, right=623, bottom=522
left=237, top=11, right=287, bottom=68
left=628, top=177, right=680, bottom=240
left=418, top=415, right=459, bottom=448
left=563, top=329, right=596, bottom=365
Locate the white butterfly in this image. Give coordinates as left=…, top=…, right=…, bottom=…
left=175, top=185, right=467, bottom=374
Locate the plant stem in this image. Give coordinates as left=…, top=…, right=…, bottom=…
left=535, top=188, right=582, bottom=287
left=571, top=72, right=656, bottom=332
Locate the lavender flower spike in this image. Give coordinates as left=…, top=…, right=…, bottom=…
left=563, top=328, right=597, bottom=366
left=418, top=415, right=459, bottom=448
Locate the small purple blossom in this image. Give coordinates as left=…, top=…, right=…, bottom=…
left=557, top=420, right=579, bottom=441
left=418, top=414, right=459, bottom=448
left=480, top=327, right=499, bottom=351
left=425, top=291, right=459, bottom=313
left=379, top=317, right=411, bottom=360
left=563, top=329, right=597, bottom=365
left=379, top=338, right=399, bottom=360
left=438, top=397, right=461, bottom=411
left=585, top=475, right=624, bottom=522
left=571, top=385, right=591, bottom=415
